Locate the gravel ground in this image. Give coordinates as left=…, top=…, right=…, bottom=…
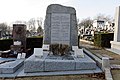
left=80, top=40, right=120, bottom=80
left=80, top=41, right=120, bottom=65
left=0, top=75, right=105, bottom=80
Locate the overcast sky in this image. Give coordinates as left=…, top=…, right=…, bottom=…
left=0, top=0, right=119, bottom=25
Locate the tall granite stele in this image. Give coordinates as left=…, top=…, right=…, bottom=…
left=111, top=6, right=120, bottom=52
left=44, top=4, right=78, bottom=47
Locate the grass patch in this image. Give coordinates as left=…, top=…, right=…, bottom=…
left=111, top=70, right=120, bottom=80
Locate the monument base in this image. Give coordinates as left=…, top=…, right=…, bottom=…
left=110, top=41, right=120, bottom=54
left=0, top=60, right=24, bottom=74
left=24, top=51, right=96, bottom=73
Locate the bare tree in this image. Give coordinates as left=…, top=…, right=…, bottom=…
left=78, top=17, right=93, bottom=29
left=0, top=23, right=9, bottom=38
left=27, top=17, right=43, bottom=36
left=28, top=18, right=36, bottom=33
left=0, top=23, right=7, bottom=32
left=78, top=18, right=93, bottom=35
left=36, top=18, right=43, bottom=36
left=94, top=13, right=113, bottom=22
left=36, top=17, right=42, bottom=28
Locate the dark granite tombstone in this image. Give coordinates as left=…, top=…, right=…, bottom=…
left=13, top=24, right=26, bottom=50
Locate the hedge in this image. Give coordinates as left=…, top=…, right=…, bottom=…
left=0, top=37, right=43, bottom=51
left=94, top=32, right=114, bottom=48
left=0, top=39, right=13, bottom=50
left=26, top=37, right=43, bottom=50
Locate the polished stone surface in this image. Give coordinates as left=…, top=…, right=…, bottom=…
left=44, top=4, right=78, bottom=46
left=111, top=6, right=120, bottom=52
left=24, top=51, right=96, bottom=73
left=0, top=60, right=23, bottom=74
left=45, top=59, right=75, bottom=71
left=51, top=13, right=70, bottom=45
left=24, top=55, right=44, bottom=73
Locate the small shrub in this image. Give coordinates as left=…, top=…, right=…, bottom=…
left=50, top=44, right=70, bottom=56
left=94, top=32, right=114, bottom=48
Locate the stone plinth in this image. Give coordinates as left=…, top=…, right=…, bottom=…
left=0, top=60, right=23, bottom=74
left=75, top=54, right=96, bottom=70
left=110, top=41, right=120, bottom=52
left=24, top=55, right=45, bottom=73
left=24, top=52, right=96, bottom=73
left=45, top=59, right=75, bottom=71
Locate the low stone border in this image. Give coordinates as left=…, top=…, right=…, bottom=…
left=83, top=48, right=102, bottom=69
left=111, top=64, right=120, bottom=69
left=105, top=68, right=113, bottom=80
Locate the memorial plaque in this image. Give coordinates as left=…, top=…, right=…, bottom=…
left=51, top=13, right=70, bottom=45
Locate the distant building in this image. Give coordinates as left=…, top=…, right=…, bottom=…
left=105, top=21, right=114, bottom=32
left=93, top=20, right=105, bottom=31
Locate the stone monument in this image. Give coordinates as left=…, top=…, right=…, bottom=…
left=24, top=4, right=96, bottom=73
left=13, top=24, right=26, bottom=51
left=0, top=23, right=26, bottom=73
left=44, top=4, right=78, bottom=46
left=44, top=4, right=78, bottom=55
left=111, top=6, right=120, bottom=52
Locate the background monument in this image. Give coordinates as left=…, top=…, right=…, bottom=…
left=13, top=24, right=26, bottom=50
left=111, top=6, right=120, bottom=52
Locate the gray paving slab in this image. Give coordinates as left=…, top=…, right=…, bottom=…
left=24, top=55, right=45, bottom=73
left=105, top=68, right=113, bottom=80
left=0, top=57, right=16, bottom=64
left=74, top=54, right=96, bottom=70
left=0, top=64, right=24, bottom=78
left=93, top=67, right=103, bottom=73
left=45, top=59, right=75, bottom=71
left=17, top=69, right=27, bottom=77
left=0, top=66, right=102, bottom=78
left=24, top=51, right=97, bottom=72
left=0, top=57, right=16, bottom=60
left=17, top=66, right=102, bottom=77
left=0, top=60, right=23, bottom=74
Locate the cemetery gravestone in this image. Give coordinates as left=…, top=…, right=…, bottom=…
left=44, top=4, right=78, bottom=46
left=13, top=24, right=26, bottom=49
left=111, top=6, right=120, bottom=52
left=24, top=4, right=97, bottom=73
